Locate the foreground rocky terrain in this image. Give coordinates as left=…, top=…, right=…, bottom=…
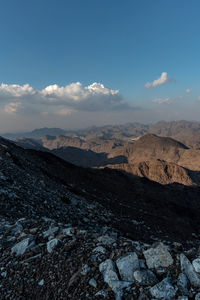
left=1, top=136, right=200, bottom=299
left=2, top=217, right=200, bottom=300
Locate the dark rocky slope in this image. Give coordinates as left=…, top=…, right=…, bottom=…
left=1, top=137, right=200, bottom=299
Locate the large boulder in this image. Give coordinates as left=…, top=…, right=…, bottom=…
left=150, top=277, right=178, bottom=299
left=143, top=242, right=173, bottom=269
left=180, top=254, right=200, bottom=287
left=116, top=252, right=139, bottom=282
left=133, top=270, right=158, bottom=286
left=99, top=259, right=132, bottom=300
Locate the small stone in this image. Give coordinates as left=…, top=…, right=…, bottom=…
left=193, top=258, right=200, bottom=273
left=47, top=238, right=62, bottom=253
left=95, top=290, right=107, bottom=298
left=97, top=235, right=116, bottom=246
left=177, top=297, right=188, bottom=300
left=10, top=223, right=23, bottom=235
left=89, top=278, right=97, bottom=288
left=93, top=246, right=107, bottom=254
left=116, top=252, right=139, bottom=282
left=81, top=264, right=90, bottom=275
left=62, top=227, right=74, bottom=236
left=38, top=279, right=44, bottom=286
left=11, top=237, right=35, bottom=256
left=43, top=226, right=59, bottom=238
left=143, top=242, right=173, bottom=269
left=150, top=277, right=178, bottom=299
left=133, top=270, right=158, bottom=286
left=1, top=271, right=7, bottom=278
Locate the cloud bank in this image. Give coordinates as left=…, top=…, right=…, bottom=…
left=145, top=72, right=172, bottom=88
left=0, top=82, right=132, bottom=115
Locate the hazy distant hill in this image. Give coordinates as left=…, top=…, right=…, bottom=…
left=2, top=127, right=67, bottom=140
left=149, top=120, right=200, bottom=148
left=41, top=135, right=126, bottom=154
left=3, top=120, right=200, bottom=147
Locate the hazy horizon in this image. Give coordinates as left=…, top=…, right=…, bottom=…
left=2, top=118, right=200, bottom=135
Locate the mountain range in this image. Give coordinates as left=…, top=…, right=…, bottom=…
left=8, top=120, right=200, bottom=186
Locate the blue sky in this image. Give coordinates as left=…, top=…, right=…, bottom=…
left=0, top=0, right=200, bottom=131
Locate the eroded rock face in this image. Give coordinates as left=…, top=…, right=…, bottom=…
left=143, top=242, right=174, bottom=269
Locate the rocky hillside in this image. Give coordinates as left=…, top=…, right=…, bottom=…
left=123, top=134, right=188, bottom=163
left=104, top=159, right=200, bottom=186
left=122, top=134, right=200, bottom=172
left=2, top=136, right=200, bottom=299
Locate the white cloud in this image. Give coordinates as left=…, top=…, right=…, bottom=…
left=40, top=82, right=126, bottom=111
left=186, top=88, right=192, bottom=93
left=0, top=81, right=133, bottom=114
left=41, top=82, right=119, bottom=101
left=4, top=102, right=22, bottom=113
left=152, top=97, right=172, bottom=104
left=0, top=83, right=35, bottom=98
left=145, top=72, right=172, bottom=88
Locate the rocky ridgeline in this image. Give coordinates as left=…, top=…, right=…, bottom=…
left=1, top=217, right=200, bottom=299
